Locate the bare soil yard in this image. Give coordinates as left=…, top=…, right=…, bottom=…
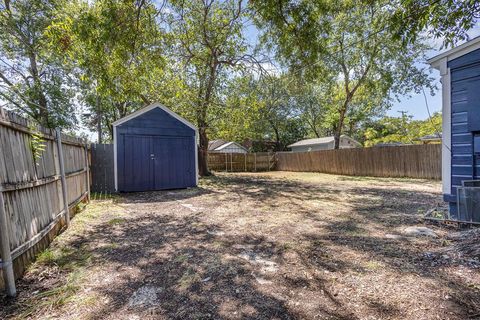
left=1, top=172, right=479, bottom=320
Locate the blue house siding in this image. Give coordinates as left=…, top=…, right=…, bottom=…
left=115, top=106, right=197, bottom=192
left=447, top=48, right=480, bottom=217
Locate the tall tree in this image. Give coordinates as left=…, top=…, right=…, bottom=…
left=0, top=0, right=75, bottom=128
left=215, top=74, right=266, bottom=144
left=364, top=112, right=442, bottom=147
left=48, top=0, right=167, bottom=140
left=291, top=80, right=331, bottom=138
left=252, top=0, right=432, bottom=148
left=392, top=0, right=480, bottom=47
left=255, top=74, right=307, bottom=150
left=165, top=0, right=254, bottom=175
left=216, top=73, right=308, bottom=151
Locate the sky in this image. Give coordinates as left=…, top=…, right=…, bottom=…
left=389, top=27, right=480, bottom=119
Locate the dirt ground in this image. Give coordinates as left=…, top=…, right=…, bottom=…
left=1, top=171, right=480, bottom=320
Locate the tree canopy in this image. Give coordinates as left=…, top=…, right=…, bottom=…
left=364, top=112, right=442, bottom=146
left=2, top=0, right=477, bottom=174
left=252, top=0, right=434, bottom=148
left=0, top=0, right=75, bottom=128
left=392, top=0, right=480, bottom=47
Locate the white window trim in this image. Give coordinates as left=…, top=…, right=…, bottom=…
left=429, top=57, right=451, bottom=195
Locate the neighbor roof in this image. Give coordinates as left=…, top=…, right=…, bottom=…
left=215, top=141, right=248, bottom=151
left=287, top=135, right=360, bottom=148
left=418, top=133, right=442, bottom=141
left=208, top=139, right=228, bottom=150
left=208, top=140, right=248, bottom=151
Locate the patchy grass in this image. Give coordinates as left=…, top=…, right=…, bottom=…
left=107, top=218, right=126, bottom=225
left=364, top=260, right=383, bottom=271
left=1, top=198, right=127, bottom=319
left=2, top=172, right=479, bottom=320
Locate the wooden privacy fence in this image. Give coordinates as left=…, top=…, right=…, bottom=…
left=276, top=144, right=441, bottom=179
left=90, top=143, right=115, bottom=194
left=0, top=108, right=89, bottom=296
left=208, top=152, right=276, bottom=172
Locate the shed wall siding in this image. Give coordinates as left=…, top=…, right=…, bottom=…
left=115, top=107, right=196, bottom=192
left=447, top=48, right=480, bottom=216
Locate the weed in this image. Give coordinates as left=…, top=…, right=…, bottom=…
left=108, top=218, right=125, bottom=225
left=365, top=260, right=383, bottom=270
left=177, top=268, right=200, bottom=290
left=174, top=254, right=190, bottom=263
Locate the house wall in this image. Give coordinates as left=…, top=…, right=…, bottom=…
left=291, top=142, right=333, bottom=153
left=339, top=137, right=359, bottom=149
left=446, top=48, right=480, bottom=217
left=291, top=137, right=358, bottom=153
left=115, top=107, right=196, bottom=192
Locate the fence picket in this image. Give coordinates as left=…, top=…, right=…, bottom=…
left=276, top=145, right=441, bottom=179
left=0, top=108, right=89, bottom=294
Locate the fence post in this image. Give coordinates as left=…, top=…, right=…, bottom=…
left=84, top=142, right=90, bottom=202
left=225, top=153, right=228, bottom=172
left=56, top=129, right=70, bottom=227
left=230, top=153, right=233, bottom=172
left=0, top=189, right=16, bottom=297
left=244, top=153, right=247, bottom=172
left=254, top=153, right=257, bottom=172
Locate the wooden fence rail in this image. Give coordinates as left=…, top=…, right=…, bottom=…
left=276, top=144, right=441, bottom=179
left=0, top=108, right=89, bottom=295
left=207, top=152, right=275, bottom=172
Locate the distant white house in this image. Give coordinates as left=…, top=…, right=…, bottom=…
left=208, top=139, right=248, bottom=154
left=288, top=135, right=361, bottom=152
left=417, top=133, right=442, bottom=144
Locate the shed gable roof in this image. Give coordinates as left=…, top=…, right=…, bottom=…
left=112, top=102, right=197, bottom=131
left=428, top=36, right=480, bottom=69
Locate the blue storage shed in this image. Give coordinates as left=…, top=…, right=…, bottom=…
left=429, top=37, right=480, bottom=221
left=113, top=103, right=198, bottom=192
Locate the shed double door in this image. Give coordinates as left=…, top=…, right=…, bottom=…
left=123, top=135, right=195, bottom=192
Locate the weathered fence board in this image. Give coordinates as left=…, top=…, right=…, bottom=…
left=0, top=108, right=89, bottom=293
left=276, top=144, right=441, bottom=179
left=90, top=144, right=115, bottom=194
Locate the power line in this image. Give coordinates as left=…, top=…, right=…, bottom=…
left=422, top=86, right=451, bottom=152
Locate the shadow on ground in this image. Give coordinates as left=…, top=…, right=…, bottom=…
left=2, top=172, right=478, bottom=320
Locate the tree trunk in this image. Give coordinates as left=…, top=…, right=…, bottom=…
left=268, top=119, right=281, bottom=151
left=334, top=99, right=350, bottom=149
left=195, top=61, right=217, bottom=177
left=333, top=127, right=341, bottom=149
left=198, top=127, right=211, bottom=176
left=29, top=51, right=50, bottom=126
left=97, top=96, right=102, bottom=143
